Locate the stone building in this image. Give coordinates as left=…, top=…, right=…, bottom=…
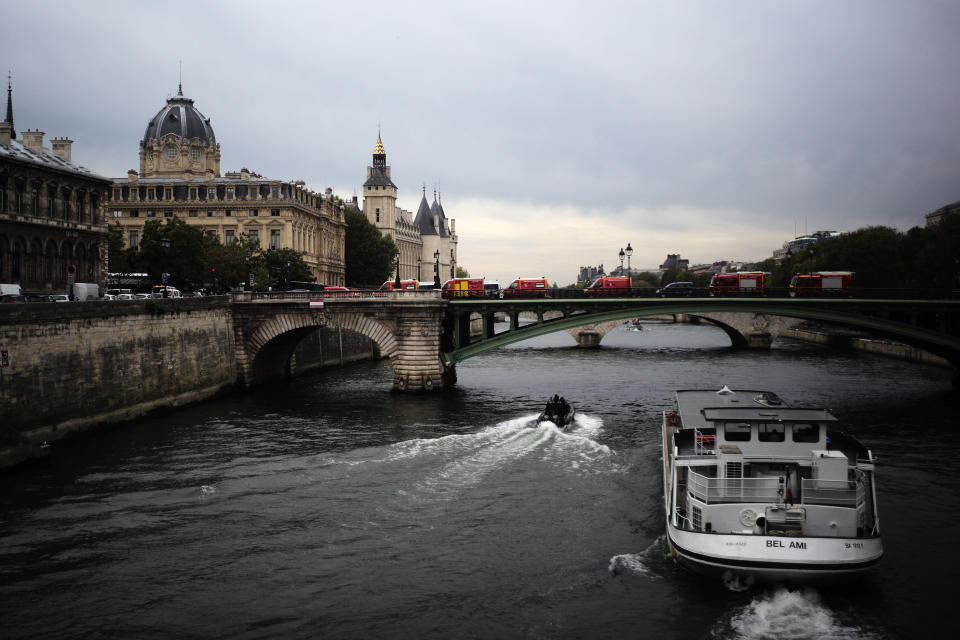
left=108, top=86, right=346, bottom=285
left=925, top=201, right=959, bottom=227
left=362, top=134, right=457, bottom=284
left=0, top=80, right=111, bottom=292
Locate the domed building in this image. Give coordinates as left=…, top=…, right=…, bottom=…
left=108, top=86, right=346, bottom=287
left=138, top=85, right=220, bottom=179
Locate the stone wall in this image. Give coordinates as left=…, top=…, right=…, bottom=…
left=0, top=298, right=237, bottom=464
left=292, top=326, right=379, bottom=375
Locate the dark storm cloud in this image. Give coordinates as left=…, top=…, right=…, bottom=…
left=4, top=0, right=958, bottom=280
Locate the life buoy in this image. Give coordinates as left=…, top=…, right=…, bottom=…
left=667, top=411, right=681, bottom=426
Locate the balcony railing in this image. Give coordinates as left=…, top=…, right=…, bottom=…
left=801, top=478, right=859, bottom=507
left=688, top=471, right=782, bottom=504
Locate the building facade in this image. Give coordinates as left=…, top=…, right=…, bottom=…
left=362, top=134, right=457, bottom=283
left=0, top=80, right=111, bottom=293
left=108, top=86, right=346, bottom=286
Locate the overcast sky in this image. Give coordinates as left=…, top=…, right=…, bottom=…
left=5, top=0, right=959, bottom=285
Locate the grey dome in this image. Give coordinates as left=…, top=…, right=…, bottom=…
left=143, top=86, right=215, bottom=146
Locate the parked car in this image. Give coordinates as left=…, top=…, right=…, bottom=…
left=50, top=294, right=70, bottom=302
left=656, top=281, right=695, bottom=297
left=116, top=293, right=136, bottom=300
left=25, top=294, right=53, bottom=302
left=1, top=294, right=27, bottom=304
left=102, top=294, right=117, bottom=301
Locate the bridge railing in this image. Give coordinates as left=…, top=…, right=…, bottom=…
left=228, top=287, right=960, bottom=303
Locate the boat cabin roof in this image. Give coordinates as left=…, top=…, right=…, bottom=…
left=701, top=407, right=838, bottom=423
left=675, top=388, right=836, bottom=429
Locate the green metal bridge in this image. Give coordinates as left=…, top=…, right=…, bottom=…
left=440, top=297, right=960, bottom=372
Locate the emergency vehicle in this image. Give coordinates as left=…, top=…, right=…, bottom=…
left=708, top=272, right=769, bottom=296
left=789, top=271, right=854, bottom=297
left=441, top=278, right=485, bottom=299
left=500, top=277, right=550, bottom=298
left=377, top=279, right=419, bottom=292
left=583, top=276, right=630, bottom=297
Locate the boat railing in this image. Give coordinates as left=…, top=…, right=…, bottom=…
left=688, top=471, right=782, bottom=504
left=800, top=478, right=858, bottom=507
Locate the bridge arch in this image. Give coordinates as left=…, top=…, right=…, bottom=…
left=236, top=309, right=399, bottom=387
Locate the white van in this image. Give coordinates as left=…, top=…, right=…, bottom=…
left=0, top=283, right=22, bottom=296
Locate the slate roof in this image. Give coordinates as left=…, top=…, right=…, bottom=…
left=363, top=164, right=396, bottom=188
left=143, top=86, right=216, bottom=146
left=413, top=193, right=448, bottom=236
left=0, top=136, right=108, bottom=182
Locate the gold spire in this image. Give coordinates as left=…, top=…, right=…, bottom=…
left=374, top=133, right=385, bottom=155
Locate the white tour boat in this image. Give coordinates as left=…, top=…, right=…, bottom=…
left=662, top=387, right=882, bottom=586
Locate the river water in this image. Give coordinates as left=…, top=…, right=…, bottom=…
left=1, top=321, right=957, bottom=639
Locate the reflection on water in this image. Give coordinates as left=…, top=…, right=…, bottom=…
left=0, top=321, right=955, bottom=639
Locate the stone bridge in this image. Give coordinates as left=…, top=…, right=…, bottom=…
left=232, top=294, right=451, bottom=392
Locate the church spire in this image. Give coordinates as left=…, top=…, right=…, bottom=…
left=5, top=72, right=15, bottom=139
left=373, top=130, right=386, bottom=167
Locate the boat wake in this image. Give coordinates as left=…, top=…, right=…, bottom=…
left=711, top=588, right=884, bottom=640
left=608, top=535, right=673, bottom=580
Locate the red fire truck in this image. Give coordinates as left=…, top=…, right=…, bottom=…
left=500, top=277, right=550, bottom=298
left=441, top=278, right=485, bottom=299
left=584, top=276, right=630, bottom=297
left=377, top=279, right=419, bottom=293
left=708, top=272, right=770, bottom=296
left=789, top=271, right=854, bottom=297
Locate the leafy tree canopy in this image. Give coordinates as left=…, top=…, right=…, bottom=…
left=344, top=208, right=397, bottom=287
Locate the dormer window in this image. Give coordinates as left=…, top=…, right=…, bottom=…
left=190, top=148, right=201, bottom=161
left=165, top=147, right=177, bottom=159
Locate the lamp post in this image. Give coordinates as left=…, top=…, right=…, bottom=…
left=160, top=236, right=171, bottom=295
left=417, top=256, right=422, bottom=282
left=618, top=247, right=625, bottom=276
left=450, top=248, right=455, bottom=279
left=394, top=250, right=401, bottom=289
left=433, top=249, right=441, bottom=288
left=625, top=242, right=633, bottom=289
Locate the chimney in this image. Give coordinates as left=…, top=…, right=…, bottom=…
left=240, top=167, right=249, bottom=180
left=433, top=214, right=439, bottom=233
left=52, top=136, right=73, bottom=162
left=0, top=121, right=10, bottom=146
left=127, top=169, right=139, bottom=182
left=450, top=219, right=455, bottom=234
left=23, top=129, right=45, bottom=155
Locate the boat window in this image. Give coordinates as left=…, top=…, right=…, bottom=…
left=758, top=423, right=785, bottom=442
left=723, top=422, right=751, bottom=442
left=792, top=423, right=820, bottom=443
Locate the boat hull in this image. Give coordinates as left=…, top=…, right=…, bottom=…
left=666, top=522, right=882, bottom=584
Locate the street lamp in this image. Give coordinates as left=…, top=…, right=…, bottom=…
left=625, top=242, right=633, bottom=275
left=433, top=249, right=441, bottom=288
left=417, top=256, right=422, bottom=282
left=450, top=248, right=455, bottom=279
left=394, top=250, right=401, bottom=289
left=160, top=236, right=171, bottom=294
left=618, top=247, right=625, bottom=275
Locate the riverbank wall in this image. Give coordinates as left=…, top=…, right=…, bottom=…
left=781, top=326, right=951, bottom=367
left=0, top=299, right=377, bottom=468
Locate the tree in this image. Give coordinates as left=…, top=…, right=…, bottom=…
left=106, top=223, right=138, bottom=275
left=344, top=207, right=397, bottom=286
left=263, top=247, right=314, bottom=290
left=455, top=266, right=470, bottom=278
